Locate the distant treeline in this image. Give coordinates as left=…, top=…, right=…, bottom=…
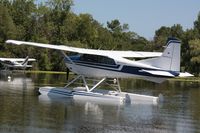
left=0, top=0, right=200, bottom=76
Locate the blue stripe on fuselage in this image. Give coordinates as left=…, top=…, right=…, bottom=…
left=64, top=57, right=120, bottom=69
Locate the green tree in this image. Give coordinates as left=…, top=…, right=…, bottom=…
left=0, top=4, right=16, bottom=42
left=47, top=0, right=73, bottom=12
left=0, top=4, right=16, bottom=57
left=107, top=19, right=140, bottom=50
left=76, top=14, right=98, bottom=48
left=154, top=26, right=171, bottom=50
left=188, top=39, right=200, bottom=75
left=194, top=12, right=200, bottom=37
left=39, top=49, right=52, bottom=70
left=170, top=24, right=184, bottom=39
left=10, top=0, right=36, bottom=40
left=154, top=24, right=184, bottom=51
left=107, top=19, right=121, bottom=33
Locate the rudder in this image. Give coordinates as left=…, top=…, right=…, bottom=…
left=139, top=38, right=181, bottom=72
left=162, top=38, right=181, bottom=71
left=22, top=56, right=29, bottom=66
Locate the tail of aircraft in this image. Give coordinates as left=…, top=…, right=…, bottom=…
left=21, top=56, right=29, bottom=66
left=139, top=38, right=193, bottom=83
left=139, top=38, right=181, bottom=72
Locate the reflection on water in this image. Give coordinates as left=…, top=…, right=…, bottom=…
left=0, top=73, right=200, bottom=133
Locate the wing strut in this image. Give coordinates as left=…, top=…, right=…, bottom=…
left=64, top=75, right=82, bottom=88
left=116, top=78, right=121, bottom=92
left=64, top=75, right=122, bottom=92
left=85, top=77, right=106, bottom=92
left=60, top=51, right=74, bottom=64
left=64, top=75, right=106, bottom=92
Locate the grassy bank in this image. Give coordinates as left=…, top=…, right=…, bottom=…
left=168, top=77, right=200, bottom=82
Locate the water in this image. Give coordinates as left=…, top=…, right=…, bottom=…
left=0, top=73, right=200, bottom=133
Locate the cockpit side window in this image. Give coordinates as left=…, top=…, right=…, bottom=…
left=80, top=54, right=116, bottom=65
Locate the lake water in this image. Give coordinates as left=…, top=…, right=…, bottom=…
left=0, top=73, right=200, bottom=133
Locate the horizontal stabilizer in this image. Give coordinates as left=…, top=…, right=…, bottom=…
left=141, top=69, right=175, bottom=77
left=179, top=72, right=193, bottom=77
left=28, top=59, right=36, bottom=62
left=26, top=65, right=33, bottom=68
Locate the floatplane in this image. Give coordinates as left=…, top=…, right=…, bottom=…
left=0, top=56, right=36, bottom=78
left=5, top=38, right=193, bottom=104
left=0, top=56, right=36, bottom=70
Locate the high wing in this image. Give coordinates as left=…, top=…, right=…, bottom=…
left=0, top=58, right=36, bottom=62
left=6, top=40, right=162, bottom=58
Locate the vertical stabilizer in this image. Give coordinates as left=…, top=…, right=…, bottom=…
left=139, top=38, right=181, bottom=71
left=21, top=56, right=29, bottom=66
left=162, top=38, right=181, bottom=71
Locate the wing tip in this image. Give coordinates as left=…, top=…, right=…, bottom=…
left=6, top=40, right=22, bottom=45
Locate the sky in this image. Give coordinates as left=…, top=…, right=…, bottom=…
left=72, top=0, right=200, bottom=39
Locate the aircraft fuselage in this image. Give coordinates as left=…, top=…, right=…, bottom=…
left=64, top=54, right=178, bottom=83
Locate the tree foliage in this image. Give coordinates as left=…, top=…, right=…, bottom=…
left=0, top=3, right=16, bottom=57
left=188, top=39, right=200, bottom=76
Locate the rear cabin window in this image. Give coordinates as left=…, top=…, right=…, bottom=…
left=80, top=54, right=116, bottom=65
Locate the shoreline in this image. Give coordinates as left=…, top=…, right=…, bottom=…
left=10, top=70, right=200, bottom=82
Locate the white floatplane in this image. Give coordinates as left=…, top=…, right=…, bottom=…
left=0, top=56, right=36, bottom=69
left=5, top=38, right=193, bottom=104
